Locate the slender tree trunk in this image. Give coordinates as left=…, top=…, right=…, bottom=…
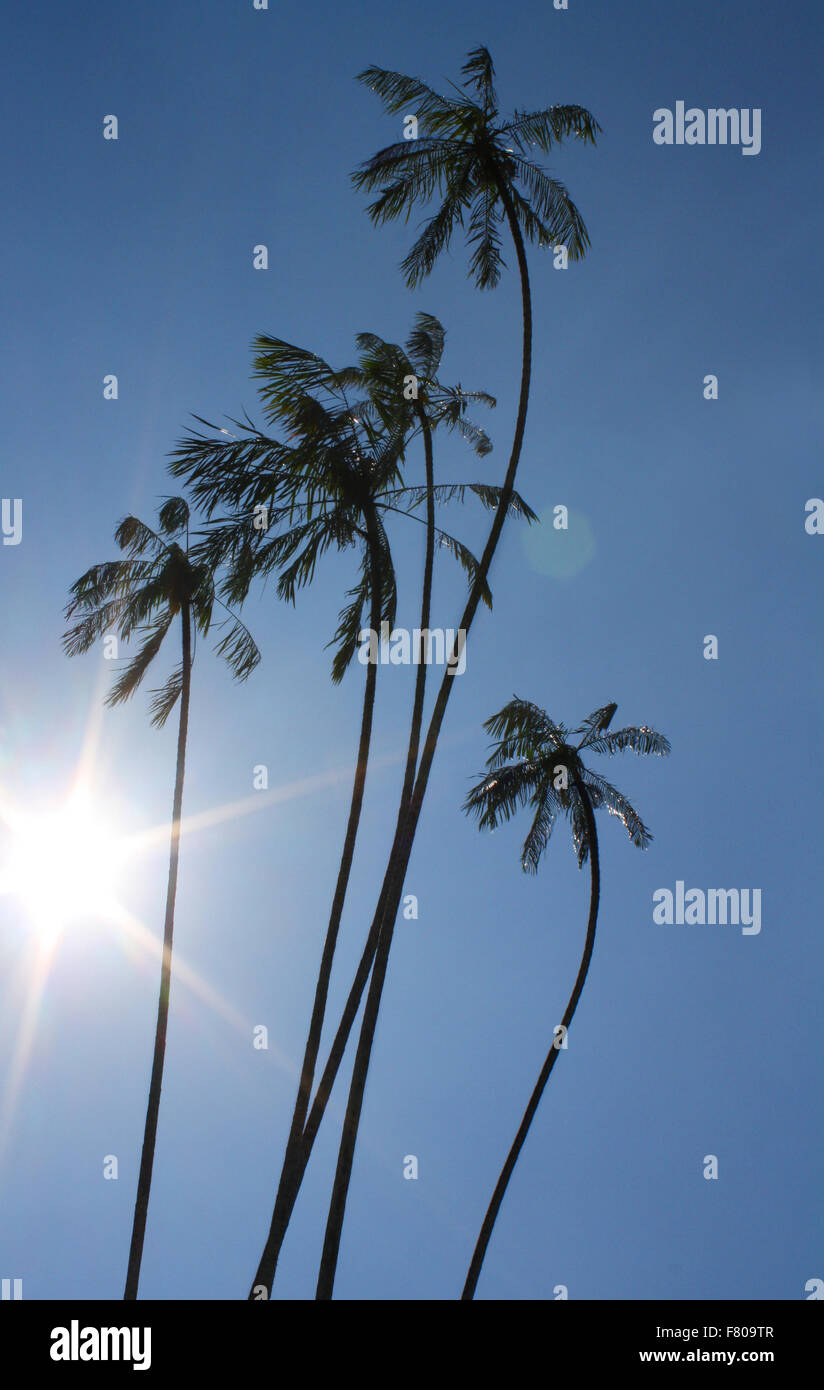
left=249, top=422, right=436, bottom=1297
left=316, top=192, right=534, bottom=1298
left=248, top=524, right=384, bottom=1297
left=397, top=411, right=436, bottom=810
left=462, top=781, right=600, bottom=1300
left=124, top=602, right=191, bottom=1300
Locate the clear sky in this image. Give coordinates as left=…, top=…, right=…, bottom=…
left=1, top=0, right=821, bottom=1300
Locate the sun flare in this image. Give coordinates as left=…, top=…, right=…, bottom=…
left=0, top=792, right=124, bottom=939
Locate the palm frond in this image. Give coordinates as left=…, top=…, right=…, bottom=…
left=157, top=496, right=191, bottom=537
left=252, top=336, right=348, bottom=432
left=211, top=612, right=262, bottom=683
left=501, top=105, right=601, bottom=153
left=148, top=664, right=184, bottom=729
left=483, top=698, right=568, bottom=763
left=168, top=425, right=287, bottom=516
left=433, top=528, right=492, bottom=608
left=466, top=183, right=505, bottom=289
left=105, top=614, right=173, bottom=708
left=579, top=769, right=653, bottom=850
left=276, top=520, right=356, bottom=606
left=467, top=483, right=536, bottom=521
left=433, top=394, right=491, bottom=458
left=568, top=785, right=592, bottom=867
left=63, top=598, right=128, bottom=657
left=356, top=65, right=462, bottom=125
left=353, top=140, right=463, bottom=221
left=509, top=161, right=591, bottom=259
left=372, top=512, right=398, bottom=630
left=585, top=726, right=672, bottom=758
left=114, top=516, right=166, bottom=559
left=64, top=559, right=155, bottom=618
left=400, top=157, right=476, bottom=287
left=391, top=482, right=534, bottom=523
left=328, top=567, right=371, bottom=686
left=405, top=312, right=446, bottom=376
left=464, top=758, right=546, bottom=830
left=460, top=46, right=498, bottom=114
left=575, top=703, right=618, bottom=747
left=521, top=792, right=558, bottom=874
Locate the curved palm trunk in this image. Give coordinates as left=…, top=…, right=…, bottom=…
left=248, top=528, right=384, bottom=1297
left=316, top=192, right=534, bottom=1299
left=249, top=422, right=436, bottom=1298
left=398, top=410, right=437, bottom=807
left=124, top=602, right=191, bottom=1300
left=461, top=781, right=600, bottom=1300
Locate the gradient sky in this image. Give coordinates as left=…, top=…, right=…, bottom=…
left=1, top=0, right=821, bottom=1300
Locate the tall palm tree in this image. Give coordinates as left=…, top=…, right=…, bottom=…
left=316, top=45, right=599, bottom=1299
left=238, top=317, right=528, bottom=1296
left=460, top=697, right=670, bottom=1298
left=168, top=330, right=521, bottom=1296
left=63, top=497, right=260, bottom=1300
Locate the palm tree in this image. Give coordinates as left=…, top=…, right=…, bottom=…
left=167, top=329, right=522, bottom=1296
left=63, top=497, right=260, bottom=1300
left=316, top=45, right=599, bottom=1299
left=236, top=316, right=529, bottom=1296
left=460, top=697, right=670, bottom=1298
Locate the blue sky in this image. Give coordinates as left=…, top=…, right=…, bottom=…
left=1, top=0, right=821, bottom=1300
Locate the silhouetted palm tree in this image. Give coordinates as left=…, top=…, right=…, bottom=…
left=240, top=316, right=528, bottom=1297
left=63, top=497, right=260, bottom=1300
left=460, top=698, right=670, bottom=1298
left=168, top=331, right=524, bottom=1296
left=316, top=45, right=599, bottom=1299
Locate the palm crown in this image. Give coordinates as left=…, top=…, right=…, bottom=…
left=353, top=45, right=600, bottom=288
left=63, top=497, right=260, bottom=724
left=170, top=327, right=532, bottom=682
left=333, top=313, right=536, bottom=535
left=352, top=311, right=494, bottom=448
left=465, top=698, right=671, bottom=871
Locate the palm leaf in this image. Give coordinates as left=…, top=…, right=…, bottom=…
left=353, top=140, right=463, bottom=220
left=508, top=165, right=591, bottom=259
left=483, top=698, right=568, bottom=762
left=157, top=496, right=191, bottom=537
left=64, top=559, right=155, bottom=617
left=390, top=483, right=533, bottom=523
left=501, top=105, right=602, bottom=153
left=115, top=516, right=166, bottom=559
left=105, top=614, right=173, bottom=708
left=399, top=162, right=474, bottom=287
left=575, top=703, right=618, bottom=746
left=148, top=664, right=185, bottom=729
left=405, top=312, right=446, bottom=376
left=580, top=769, right=653, bottom=849
left=584, top=726, right=671, bottom=758
left=460, top=46, right=498, bottom=114
left=568, top=786, right=592, bottom=867
left=328, top=576, right=370, bottom=685
left=521, top=790, right=559, bottom=874
left=433, top=528, right=492, bottom=608
left=211, top=613, right=262, bottom=683
left=467, top=483, right=536, bottom=521
left=464, top=759, right=546, bottom=830
left=356, top=66, right=462, bottom=125
left=466, top=184, right=506, bottom=289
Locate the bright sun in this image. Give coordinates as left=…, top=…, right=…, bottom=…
left=0, top=793, right=124, bottom=939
